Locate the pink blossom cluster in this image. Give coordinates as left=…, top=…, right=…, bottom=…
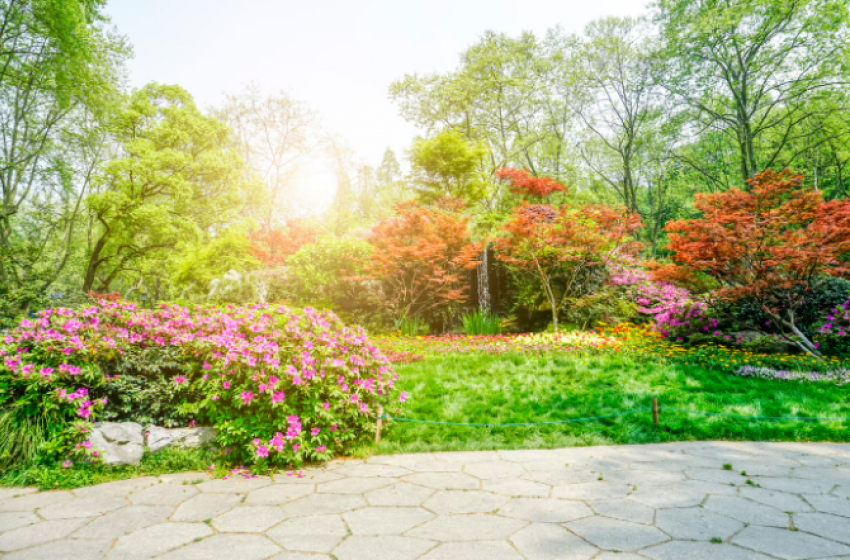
left=605, top=253, right=708, bottom=339
left=0, top=301, right=404, bottom=467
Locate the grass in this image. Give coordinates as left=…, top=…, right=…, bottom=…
left=0, top=447, right=221, bottom=490
left=461, top=311, right=501, bottom=335
left=376, top=350, right=850, bottom=455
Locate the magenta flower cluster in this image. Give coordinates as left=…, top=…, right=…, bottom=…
left=817, top=300, right=850, bottom=337
left=0, top=301, right=405, bottom=467
left=605, top=253, right=708, bottom=339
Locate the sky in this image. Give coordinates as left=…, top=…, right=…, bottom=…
left=105, top=0, right=648, bottom=208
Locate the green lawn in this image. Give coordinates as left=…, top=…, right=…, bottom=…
left=377, top=350, right=850, bottom=454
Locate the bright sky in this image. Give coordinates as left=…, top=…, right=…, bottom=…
left=105, top=0, right=648, bottom=208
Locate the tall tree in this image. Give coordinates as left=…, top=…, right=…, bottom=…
left=216, top=85, right=321, bottom=227
left=568, top=16, right=659, bottom=214
left=0, top=0, right=126, bottom=315
left=654, top=0, right=850, bottom=184
left=82, top=84, right=246, bottom=293
left=390, top=31, right=581, bottom=186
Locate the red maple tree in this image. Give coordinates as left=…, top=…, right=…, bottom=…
left=362, top=199, right=479, bottom=323
left=495, top=168, right=568, bottom=198
left=665, top=169, right=850, bottom=355
left=495, top=200, right=642, bottom=330
left=249, top=219, right=321, bottom=267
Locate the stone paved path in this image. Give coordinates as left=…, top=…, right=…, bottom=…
left=2, top=442, right=850, bottom=559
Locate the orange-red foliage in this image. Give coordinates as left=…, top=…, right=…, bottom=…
left=494, top=198, right=642, bottom=327
left=645, top=262, right=713, bottom=294
left=495, top=168, right=568, bottom=198
left=87, top=291, right=122, bottom=302
left=363, top=200, right=479, bottom=320
left=665, top=169, right=850, bottom=302
left=496, top=202, right=642, bottom=271
left=250, top=219, right=321, bottom=267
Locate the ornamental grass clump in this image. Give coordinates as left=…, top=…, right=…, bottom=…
left=0, top=301, right=402, bottom=470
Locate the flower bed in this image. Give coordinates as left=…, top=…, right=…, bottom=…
left=374, top=331, right=619, bottom=359
left=0, top=302, right=402, bottom=469
left=611, top=323, right=850, bottom=380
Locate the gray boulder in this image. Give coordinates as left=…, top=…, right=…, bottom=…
left=90, top=422, right=145, bottom=466
left=145, top=425, right=217, bottom=453
left=145, top=425, right=175, bottom=454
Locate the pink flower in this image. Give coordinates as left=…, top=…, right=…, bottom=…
left=272, top=391, right=285, bottom=403
left=323, top=402, right=330, bottom=411
left=350, top=394, right=358, bottom=403
left=311, top=427, right=320, bottom=436
left=399, top=391, right=408, bottom=403
left=62, top=460, right=72, bottom=468
left=241, top=391, right=254, bottom=405
left=223, top=381, right=231, bottom=389
left=174, top=375, right=187, bottom=385
left=316, top=445, right=326, bottom=453
left=256, top=445, right=269, bottom=458
left=360, top=403, right=368, bottom=413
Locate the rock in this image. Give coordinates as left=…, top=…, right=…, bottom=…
left=171, top=427, right=217, bottom=448
left=90, top=422, right=144, bottom=466
left=145, top=425, right=218, bottom=454
left=145, top=425, right=174, bottom=454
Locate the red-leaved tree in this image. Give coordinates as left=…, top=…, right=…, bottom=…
left=495, top=168, right=568, bottom=198
left=495, top=200, right=642, bottom=330
left=249, top=219, right=322, bottom=267
left=665, top=169, right=850, bottom=356
left=362, top=199, right=479, bottom=324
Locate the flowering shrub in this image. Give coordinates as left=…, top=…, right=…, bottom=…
left=0, top=302, right=402, bottom=469
left=815, top=300, right=850, bottom=357
left=606, top=253, right=709, bottom=340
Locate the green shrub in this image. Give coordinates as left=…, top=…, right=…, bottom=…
left=461, top=311, right=501, bottom=335
left=287, top=236, right=389, bottom=331
left=719, top=276, right=850, bottom=337
left=562, top=288, right=639, bottom=330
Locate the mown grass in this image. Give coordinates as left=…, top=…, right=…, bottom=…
left=376, top=350, right=850, bottom=455
left=0, top=447, right=221, bottom=490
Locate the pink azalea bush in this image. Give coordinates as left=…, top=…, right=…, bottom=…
left=606, top=253, right=709, bottom=340
left=0, top=301, right=403, bottom=468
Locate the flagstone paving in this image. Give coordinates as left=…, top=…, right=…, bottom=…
left=3, top=442, right=850, bottom=559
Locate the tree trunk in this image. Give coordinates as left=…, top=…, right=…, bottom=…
left=82, top=232, right=109, bottom=293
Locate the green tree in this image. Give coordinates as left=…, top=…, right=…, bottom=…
left=82, top=84, right=246, bottom=293
left=408, top=129, right=489, bottom=204
left=390, top=30, right=581, bottom=188
left=0, top=0, right=126, bottom=315
left=654, top=0, right=850, bottom=184
left=216, top=85, right=321, bottom=227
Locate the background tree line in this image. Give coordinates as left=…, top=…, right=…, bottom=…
left=2, top=0, right=850, bottom=331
